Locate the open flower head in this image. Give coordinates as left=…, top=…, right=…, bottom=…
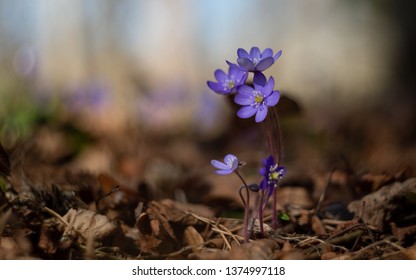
left=207, top=66, right=248, bottom=95
left=211, top=154, right=239, bottom=175
left=260, top=155, right=286, bottom=195
left=234, top=76, right=280, bottom=122
left=228, top=47, right=282, bottom=72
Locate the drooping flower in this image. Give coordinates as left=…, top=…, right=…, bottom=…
left=211, top=154, right=239, bottom=175
left=207, top=66, right=248, bottom=95
left=228, top=47, right=282, bottom=72
left=259, top=155, right=286, bottom=195
left=234, top=76, right=280, bottom=122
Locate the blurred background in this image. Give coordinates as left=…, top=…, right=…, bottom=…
left=1, top=0, right=415, bottom=180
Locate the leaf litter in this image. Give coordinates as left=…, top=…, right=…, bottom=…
left=0, top=108, right=416, bottom=260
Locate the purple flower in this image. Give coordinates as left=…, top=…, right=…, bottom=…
left=234, top=76, right=280, bottom=122
left=207, top=66, right=248, bottom=95
left=228, top=47, right=282, bottom=72
left=211, top=154, right=239, bottom=175
left=260, top=155, right=286, bottom=195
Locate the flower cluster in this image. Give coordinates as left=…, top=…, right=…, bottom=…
left=207, top=47, right=282, bottom=123
left=208, top=47, right=287, bottom=242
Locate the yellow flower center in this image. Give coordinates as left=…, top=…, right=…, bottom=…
left=254, top=94, right=264, bottom=104
left=227, top=80, right=235, bottom=89
left=271, top=171, right=279, bottom=180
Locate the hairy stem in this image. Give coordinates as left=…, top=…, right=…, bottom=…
left=272, top=107, right=283, bottom=167
left=235, top=170, right=250, bottom=243
left=271, top=107, right=283, bottom=230
left=258, top=190, right=265, bottom=235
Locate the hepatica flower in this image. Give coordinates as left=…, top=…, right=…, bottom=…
left=234, top=76, right=280, bottom=122
left=211, top=154, right=239, bottom=175
left=207, top=66, right=248, bottom=95
left=206, top=46, right=287, bottom=235
left=260, top=155, right=286, bottom=195
left=228, top=47, right=282, bottom=72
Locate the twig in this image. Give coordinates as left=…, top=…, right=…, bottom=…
left=211, top=227, right=244, bottom=241
left=326, top=223, right=368, bottom=242
left=350, top=236, right=403, bottom=259
left=140, top=241, right=212, bottom=259
left=274, top=234, right=310, bottom=242
left=78, top=244, right=123, bottom=260
left=296, top=236, right=349, bottom=253
left=217, top=221, right=242, bottom=245
left=212, top=217, right=232, bottom=250
left=327, top=228, right=365, bottom=245
left=322, top=218, right=349, bottom=225
left=190, top=213, right=242, bottom=249
left=96, top=186, right=120, bottom=214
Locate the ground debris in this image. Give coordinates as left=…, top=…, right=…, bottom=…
left=348, top=178, right=416, bottom=230
left=1, top=130, right=416, bottom=260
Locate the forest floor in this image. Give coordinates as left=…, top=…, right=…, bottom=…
left=1, top=98, right=416, bottom=260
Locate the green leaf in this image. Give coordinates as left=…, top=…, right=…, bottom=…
left=279, top=212, right=290, bottom=221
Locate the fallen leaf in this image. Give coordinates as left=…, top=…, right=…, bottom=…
left=360, top=173, right=394, bottom=192
left=228, top=239, right=278, bottom=260
left=404, top=246, right=416, bottom=260
left=348, top=178, right=416, bottom=230
left=58, top=208, right=117, bottom=243
left=311, top=215, right=327, bottom=235
left=184, top=226, right=205, bottom=251
left=38, top=219, right=60, bottom=254
left=136, top=201, right=200, bottom=255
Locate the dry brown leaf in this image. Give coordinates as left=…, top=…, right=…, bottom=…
left=360, top=173, right=395, bottom=192
left=282, top=241, right=292, bottom=251
left=189, top=249, right=230, bottom=260
left=38, top=219, right=60, bottom=254
left=184, top=226, right=205, bottom=251
left=136, top=211, right=177, bottom=254
left=0, top=237, right=17, bottom=259
left=150, top=219, right=161, bottom=236
left=404, top=246, right=416, bottom=260
left=59, top=208, right=117, bottom=242
left=390, top=222, right=416, bottom=242
left=276, top=250, right=305, bottom=260
left=321, top=251, right=338, bottom=260
left=228, top=239, right=278, bottom=260
left=311, top=215, right=327, bottom=235
left=136, top=201, right=200, bottom=255
left=348, top=178, right=416, bottom=230
left=206, top=237, right=225, bottom=249
left=160, top=199, right=215, bottom=218
left=0, top=232, right=33, bottom=259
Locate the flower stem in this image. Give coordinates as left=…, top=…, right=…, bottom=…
left=235, top=171, right=250, bottom=243
left=271, top=108, right=283, bottom=166
left=271, top=107, right=283, bottom=230
left=258, top=190, right=265, bottom=235
left=272, top=189, right=278, bottom=229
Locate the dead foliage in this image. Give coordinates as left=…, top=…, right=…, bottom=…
left=0, top=118, right=415, bottom=260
